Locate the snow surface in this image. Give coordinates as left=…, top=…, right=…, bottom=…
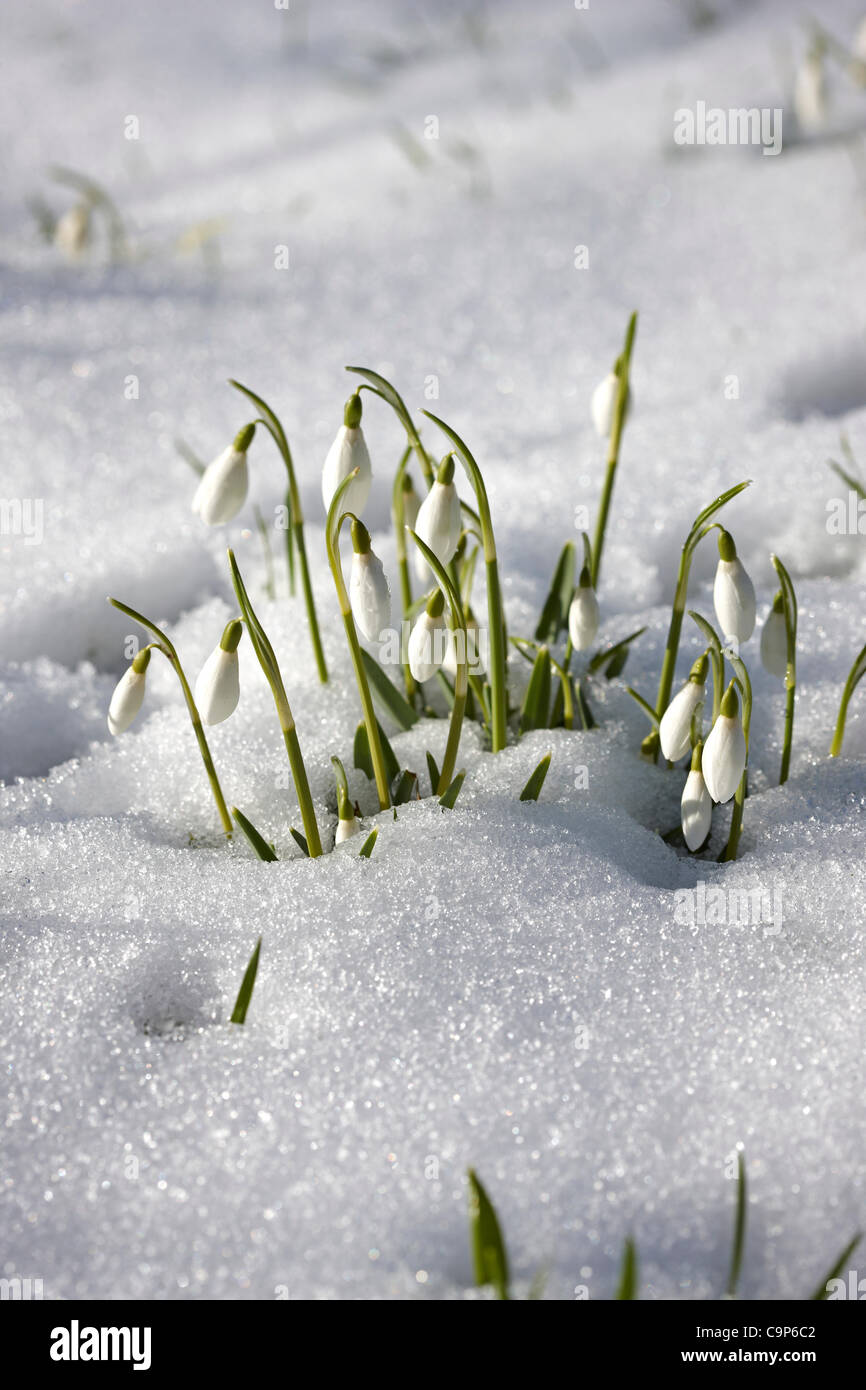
left=1, top=0, right=865, bottom=1300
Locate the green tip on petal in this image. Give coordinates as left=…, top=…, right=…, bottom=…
left=578, top=563, right=593, bottom=589
left=351, top=518, right=371, bottom=554
left=641, top=729, right=660, bottom=759
left=717, top=528, right=737, bottom=563
left=689, top=653, right=709, bottom=684
left=426, top=587, right=446, bottom=618
left=437, top=453, right=456, bottom=485
left=131, top=646, right=151, bottom=674
left=772, top=589, right=784, bottom=614
left=220, top=618, right=243, bottom=652
left=402, top=472, right=416, bottom=493
left=233, top=422, right=255, bottom=453
left=690, top=740, right=704, bottom=772
left=344, top=393, right=363, bottom=429
left=720, top=680, right=739, bottom=719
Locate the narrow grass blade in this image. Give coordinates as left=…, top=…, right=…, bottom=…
left=290, top=827, right=310, bottom=857
left=626, top=686, right=660, bottom=726
left=573, top=679, right=596, bottom=730
left=426, top=750, right=440, bottom=793
left=354, top=719, right=400, bottom=785
left=809, top=1233, right=861, bottom=1300
left=828, top=457, right=866, bottom=500
left=519, top=752, right=551, bottom=801
left=616, top=1237, right=638, bottom=1300
left=439, top=769, right=465, bottom=808
left=358, top=827, right=378, bottom=858
left=360, top=647, right=419, bottom=729
left=830, top=639, right=866, bottom=757
left=230, top=938, right=261, bottom=1025
left=588, top=626, right=646, bottom=678
left=534, top=540, right=575, bottom=643
left=231, top=806, right=278, bottom=862
left=520, top=647, right=552, bottom=733
left=725, top=1150, right=747, bottom=1298
left=468, top=1168, right=510, bottom=1300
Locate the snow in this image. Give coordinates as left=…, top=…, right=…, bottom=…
left=1, top=0, right=865, bottom=1300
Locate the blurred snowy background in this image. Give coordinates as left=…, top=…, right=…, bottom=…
left=1, top=0, right=865, bottom=1299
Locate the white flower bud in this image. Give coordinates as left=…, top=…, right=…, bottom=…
left=194, top=621, right=243, bottom=725
left=322, top=395, right=372, bottom=517
left=591, top=370, right=630, bottom=438
left=568, top=567, right=600, bottom=651
left=192, top=424, right=254, bottom=527
left=413, top=456, right=462, bottom=582
left=701, top=684, right=746, bottom=805
left=681, top=747, right=712, bottom=851
left=335, top=813, right=361, bottom=844
left=55, top=203, right=90, bottom=260
left=348, top=523, right=391, bottom=642
left=659, top=655, right=708, bottom=762
left=713, top=531, right=755, bottom=644
left=794, top=51, right=827, bottom=132
left=408, top=593, right=447, bottom=683
left=107, top=648, right=151, bottom=735
left=401, top=475, right=421, bottom=531
left=760, top=595, right=788, bottom=679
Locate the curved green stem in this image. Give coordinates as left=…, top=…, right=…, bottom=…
left=407, top=529, right=468, bottom=793
left=107, top=597, right=232, bottom=838
left=772, top=554, right=798, bottom=784
left=345, top=367, right=435, bottom=487
left=230, top=379, right=328, bottom=683
left=391, top=444, right=417, bottom=703
left=830, top=639, right=866, bottom=756
left=591, top=311, right=637, bottom=590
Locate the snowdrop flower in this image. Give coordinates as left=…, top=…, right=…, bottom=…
left=760, top=591, right=788, bottom=679
left=55, top=203, right=91, bottom=260
left=408, top=589, right=447, bottom=683
left=335, top=811, right=360, bottom=844
left=401, top=472, right=421, bottom=531
left=591, top=369, right=630, bottom=438
left=321, top=393, right=372, bottom=518
left=568, top=565, right=600, bottom=651
left=681, top=742, right=712, bottom=852
left=192, top=424, right=255, bottom=526
left=194, top=619, right=243, bottom=725
left=794, top=49, right=827, bottom=132
left=701, top=681, right=747, bottom=805
left=713, top=530, right=755, bottom=645
left=332, top=755, right=360, bottom=844
left=413, top=454, right=462, bottom=583
left=659, top=653, right=708, bottom=762
left=348, top=520, right=391, bottom=643
left=107, top=646, right=151, bottom=735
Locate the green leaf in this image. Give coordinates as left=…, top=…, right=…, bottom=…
left=588, top=626, right=646, bottom=678
left=439, top=769, right=466, bottom=808
left=626, top=686, right=660, bottom=726
left=354, top=719, right=400, bottom=786
left=392, top=769, right=418, bottom=805
left=828, top=457, right=866, bottom=501
left=231, top=806, right=278, bottom=862
left=534, top=541, right=575, bottom=643
left=687, top=480, right=752, bottom=551
left=467, top=1168, right=510, bottom=1300
left=290, top=827, right=310, bottom=857
left=360, top=647, right=420, bottom=729
left=345, top=365, right=416, bottom=439
left=809, top=1233, right=862, bottom=1300
left=520, top=647, right=552, bottom=733
left=519, top=752, right=551, bottom=801
left=616, top=1237, right=638, bottom=1300
left=358, top=828, right=379, bottom=858
left=230, top=938, right=262, bottom=1025
left=725, top=1149, right=747, bottom=1298
left=573, top=678, right=596, bottom=731
left=426, top=750, right=440, bottom=792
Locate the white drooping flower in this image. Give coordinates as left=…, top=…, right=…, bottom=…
left=321, top=393, right=372, bottom=518
left=701, top=682, right=747, bottom=805
left=332, top=755, right=360, bottom=844
left=413, top=454, right=462, bottom=583
left=192, top=424, right=254, bottom=526
left=568, top=566, right=600, bottom=651
left=681, top=742, right=713, bottom=852
left=408, top=590, right=447, bottom=683
left=400, top=472, right=421, bottom=532
left=348, top=521, right=391, bottom=642
left=713, top=530, right=756, bottom=644
left=194, top=620, right=243, bottom=725
left=591, top=369, right=630, bottom=438
left=659, top=654, right=709, bottom=762
left=335, top=812, right=361, bottom=844
left=793, top=50, right=827, bottom=132
left=55, top=203, right=91, bottom=260
left=760, top=592, right=788, bottom=679
left=107, top=646, right=151, bottom=735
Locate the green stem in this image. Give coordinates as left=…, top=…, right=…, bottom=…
left=391, top=444, right=417, bottom=703
left=107, top=598, right=232, bottom=838
left=407, top=529, right=468, bottom=794
left=772, top=554, right=798, bottom=785
left=830, top=639, right=866, bottom=756
left=591, top=311, right=637, bottom=590
left=230, top=379, right=327, bottom=682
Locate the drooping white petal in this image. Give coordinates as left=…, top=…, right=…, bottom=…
left=713, top=557, right=756, bottom=644
left=568, top=585, right=600, bottom=651
left=794, top=53, right=827, bottom=132
left=591, top=371, right=630, bottom=438
left=701, top=714, right=747, bottom=804
left=659, top=680, right=704, bottom=762
left=349, top=550, right=391, bottom=643
left=192, top=446, right=249, bottom=526
left=681, top=769, right=712, bottom=851
left=194, top=647, right=240, bottom=725
left=321, top=426, right=372, bottom=517
left=107, top=668, right=147, bottom=736
left=335, top=815, right=360, bottom=844
left=760, top=608, right=788, bottom=679
left=413, top=480, right=462, bottom=582
left=408, top=610, right=446, bottom=683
